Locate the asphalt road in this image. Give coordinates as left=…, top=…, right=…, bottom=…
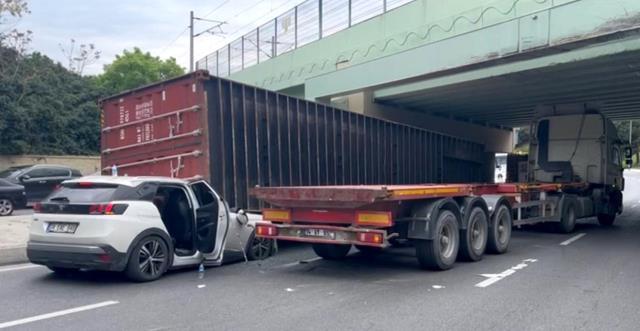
left=1, top=172, right=639, bottom=331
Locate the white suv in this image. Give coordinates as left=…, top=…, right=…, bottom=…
left=27, top=176, right=274, bottom=281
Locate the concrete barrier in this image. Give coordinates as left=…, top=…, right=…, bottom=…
left=0, top=215, right=31, bottom=266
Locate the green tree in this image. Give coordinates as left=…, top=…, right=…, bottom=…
left=98, top=47, right=184, bottom=93
left=0, top=46, right=105, bottom=155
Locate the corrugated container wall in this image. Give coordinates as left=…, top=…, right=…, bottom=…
left=101, top=71, right=487, bottom=211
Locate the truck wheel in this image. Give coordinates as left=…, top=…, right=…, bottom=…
left=597, top=214, right=616, bottom=226
left=557, top=202, right=577, bottom=233
left=415, top=210, right=459, bottom=270
left=312, top=244, right=351, bottom=260
left=355, top=245, right=383, bottom=257
left=487, top=204, right=511, bottom=254
left=458, top=206, right=488, bottom=262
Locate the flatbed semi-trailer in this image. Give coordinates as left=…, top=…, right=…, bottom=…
left=253, top=105, right=627, bottom=270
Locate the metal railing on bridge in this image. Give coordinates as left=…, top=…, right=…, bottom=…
left=196, top=0, right=415, bottom=76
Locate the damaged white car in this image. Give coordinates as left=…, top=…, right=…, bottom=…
left=27, top=176, right=274, bottom=281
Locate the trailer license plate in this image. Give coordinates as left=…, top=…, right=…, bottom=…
left=47, top=223, right=78, bottom=234
left=303, top=229, right=335, bottom=239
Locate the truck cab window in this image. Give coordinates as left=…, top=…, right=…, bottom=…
left=612, top=147, right=621, bottom=166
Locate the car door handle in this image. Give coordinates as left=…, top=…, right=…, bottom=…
left=38, top=180, right=47, bottom=184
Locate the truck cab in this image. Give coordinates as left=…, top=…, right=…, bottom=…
left=528, top=104, right=625, bottom=225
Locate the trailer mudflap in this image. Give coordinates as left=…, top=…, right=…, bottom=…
left=406, top=198, right=462, bottom=240
left=254, top=222, right=389, bottom=248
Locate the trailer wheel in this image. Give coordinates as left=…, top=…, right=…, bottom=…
left=312, top=244, right=351, bottom=260
left=415, top=210, right=459, bottom=270
left=458, top=206, right=488, bottom=262
left=487, top=204, right=511, bottom=254
left=597, top=214, right=616, bottom=226
left=355, top=245, right=383, bottom=257
left=557, top=202, right=577, bottom=233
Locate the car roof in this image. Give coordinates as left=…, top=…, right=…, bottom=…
left=64, top=176, right=192, bottom=187
left=31, top=164, right=77, bottom=169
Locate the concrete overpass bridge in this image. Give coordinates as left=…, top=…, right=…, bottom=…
left=197, top=0, right=640, bottom=152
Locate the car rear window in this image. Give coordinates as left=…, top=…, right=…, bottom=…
left=45, top=182, right=151, bottom=203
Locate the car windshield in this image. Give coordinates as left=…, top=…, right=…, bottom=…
left=0, top=167, right=28, bottom=178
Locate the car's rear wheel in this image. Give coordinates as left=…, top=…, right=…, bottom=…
left=0, top=198, right=14, bottom=216
left=247, top=234, right=274, bottom=261
left=125, top=236, right=169, bottom=282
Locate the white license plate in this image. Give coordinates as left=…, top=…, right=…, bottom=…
left=302, top=229, right=334, bottom=238
left=47, top=223, right=78, bottom=234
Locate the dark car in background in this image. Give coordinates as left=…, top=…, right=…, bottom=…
left=0, top=165, right=82, bottom=203
left=0, top=179, right=27, bottom=216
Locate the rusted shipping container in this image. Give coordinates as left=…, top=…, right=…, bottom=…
left=101, top=71, right=487, bottom=211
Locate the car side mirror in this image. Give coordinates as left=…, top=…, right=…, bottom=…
left=624, top=147, right=633, bottom=168
left=20, top=174, right=30, bottom=182
left=236, top=209, right=249, bottom=225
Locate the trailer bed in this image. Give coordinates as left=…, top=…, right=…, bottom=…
left=250, top=182, right=583, bottom=209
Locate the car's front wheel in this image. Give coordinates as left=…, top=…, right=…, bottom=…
left=125, top=236, right=169, bottom=282
left=0, top=198, right=14, bottom=216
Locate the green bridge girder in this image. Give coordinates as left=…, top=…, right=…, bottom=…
left=227, top=0, right=640, bottom=127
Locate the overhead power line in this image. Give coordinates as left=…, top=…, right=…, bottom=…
left=202, top=0, right=232, bottom=18
left=160, top=26, right=189, bottom=55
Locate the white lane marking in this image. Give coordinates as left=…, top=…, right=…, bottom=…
left=0, top=301, right=119, bottom=329
left=560, top=233, right=587, bottom=246
left=632, top=204, right=639, bottom=209
left=432, top=285, right=445, bottom=289
left=0, top=264, right=43, bottom=273
left=197, top=284, right=206, bottom=289
left=475, top=258, right=538, bottom=288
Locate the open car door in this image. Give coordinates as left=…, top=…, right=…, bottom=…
left=191, top=181, right=229, bottom=263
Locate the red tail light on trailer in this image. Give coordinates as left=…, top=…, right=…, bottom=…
left=357, top=232, right=384, bottom=244
left=256, top=224, right=278, bottom=237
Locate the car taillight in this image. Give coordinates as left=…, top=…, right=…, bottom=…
left=33, top=203, right=42, bottom=213
left=89, top=203, right=128, bottom=215
left=256, top=224, right=278, bottom=237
